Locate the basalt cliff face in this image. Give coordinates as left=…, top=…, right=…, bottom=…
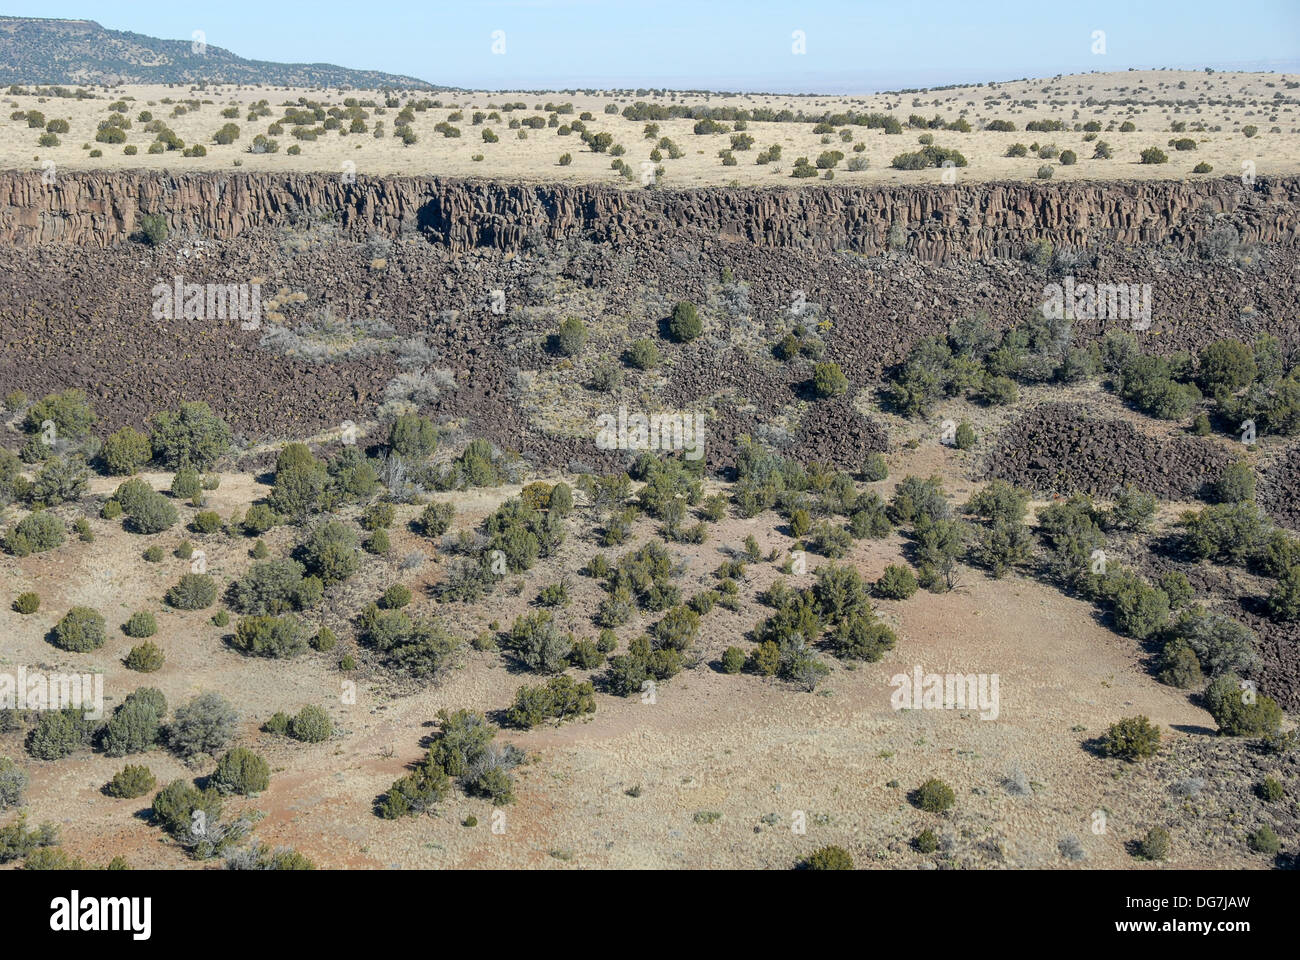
left=1, top=170, right=1298, bottom=259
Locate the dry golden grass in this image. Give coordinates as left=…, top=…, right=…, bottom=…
left=5, top=70, right=1297, bottom=186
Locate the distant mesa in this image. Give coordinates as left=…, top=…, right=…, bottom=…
left=0, top=15, right=440, bottom=88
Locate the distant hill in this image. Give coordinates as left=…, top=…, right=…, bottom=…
left=0, top=16, right=440, bottom=88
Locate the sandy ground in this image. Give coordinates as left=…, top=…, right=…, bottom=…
left=0, top=418, right=1273, bottom=870
left=4, top=70, right=1297, bottom=186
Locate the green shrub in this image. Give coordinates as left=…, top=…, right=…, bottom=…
left=101, top=426, right=153, bottom=475
left=5, top=511, right=66, bottom=556
left=554, top=317, right=588, bottom=356
left=1198, top=339, right=1257, bottom=394
left=289, top=704, right=332, bottom=743
left=954, top=421, right=976, bottom=449
left=167, top=692, right=238, bottom=758
left=229, top=558, right=311, bottom=615
left=1257, top=776, right=1284, bottom=802
left=243, top=503, right=277, bottom=536
left=389, top=413, right=438, bottom=459
left=365, top=529, right=390, bottom=555
left=1267, top=566, right=1300, bottom=621
left=417, top=501, right=454, bottom=538
left=1137, top=826, right=1171, bottom=861
left=13, top=592, right=39, bottom=614
left=1106, top=485, right=1157, bottom=532
left=191, top=510, right=221, bottom=534
left=506, top=675, right=596, bottom=728
left=1206, top=674, right=1282, bottom=736
left=507, top=610, right=570, bottom=674
left=381, top=583, right=412, bottom=609
left=52, top=606, right=106, bottom=652
left=0, top=756, right=27, bottom=809
left=1247, top=825, right=1279, bottom=855
left=1101, top=716, right=1161, bottom=760
left=668, top=301, right=703, bottom=342
left=212, top=747, right=270, bottom=795
left=170, top=468, right=201, bottom=500
left=149, top=402, right=231, bottom=470
left=1212, top=462, right=1256, bottom=504
left=268, top=444, right=326, bottom=520
left=720, top=646, right=746, bottom=674
left=1101, top=571, right=1170, bottom=641
left=24, top=389, right=94, bottom=439
left=828, top=614, right=897, bottom=662
left=803, top=845, right=853, bottom=870
left=231, top=615, right=307, bottom=658
left=102, top=688, right=167, bottom=756
left=861, top=452, right=888, bottom=482
left=105, top=764, right=155, bottom=799
left=564, top=636, right=599, bottom=669
left=550, top=482, right=573, bottom=516
left=875, top=564, right=919, bottom=599
left=812, top=362, right=849, bottom=398
left=150, top=780, right=226, bottom=854
left=915, top=775, right=956, bottom=811
left=915, top=829, right=939, bottom=853
left=124, top=640, right=165, bottom=673
left=165, top=573, right=217, bottom=610
left=1181, top=502, right=1268, bottom=565
left=1157, top=638, right=1202, bottom=689
left=300, top=521, right=360, bottom=584
left=121, top=486, right=178, bottom=534
left=1168, top=610, right=1259, bottom=677
left=123, top=611, right=157, bottom=638
left=28, top=456, right=89, bottom=507
left=625, top=338, right=661, bottom=370
left=1140, top=146, right=1168, bottom=164
left=1158, top=571, right=1194, bottom=611
left=914, top=778, right=955, bottom=813
left=26, top=708, right=94, bottom=759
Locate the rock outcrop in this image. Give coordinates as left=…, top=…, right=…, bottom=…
left=1, top=170, right=1298, bottom=260
left=983, top=402, right=1237, bottom=498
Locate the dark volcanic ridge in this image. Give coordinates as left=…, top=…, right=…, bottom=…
left=1, top=218, right=1298, bottom=472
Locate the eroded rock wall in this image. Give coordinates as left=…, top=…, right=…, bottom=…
left=1, top=170, right=1298, bottom=259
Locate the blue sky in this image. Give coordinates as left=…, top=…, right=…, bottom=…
left=12, top=0, right=1300, bottom=91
